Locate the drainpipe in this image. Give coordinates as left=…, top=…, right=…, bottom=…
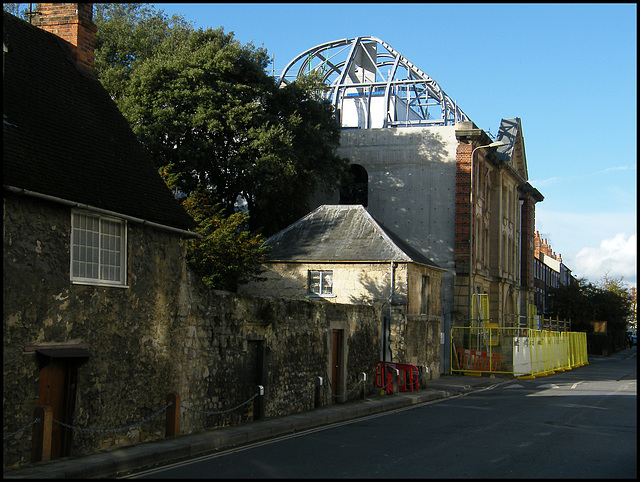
left=385, top=261, right=397, bottom=363
left=518, top=199, right=525, bottom=326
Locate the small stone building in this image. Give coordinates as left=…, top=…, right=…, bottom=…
left=239, top=205, right=445, bottom=374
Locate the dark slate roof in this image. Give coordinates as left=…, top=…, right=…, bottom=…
left=2, top=11, right=195, bottom=232
left=266, top=204, right=442, bottom=269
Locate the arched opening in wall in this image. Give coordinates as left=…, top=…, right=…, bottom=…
left=339, top=164, right=368, bottom=207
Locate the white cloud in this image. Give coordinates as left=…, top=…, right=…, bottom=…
left=530, top=165, right=635, bottom=188
left=535, top=210, right=636, bottom=257
left=569, top=233, right=637, bottom=287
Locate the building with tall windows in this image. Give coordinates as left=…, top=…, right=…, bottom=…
left=533, top=231, right=576, bottom=316
left=277, top=37, right=544, bottom=372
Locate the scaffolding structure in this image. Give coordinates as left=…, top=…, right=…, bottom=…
left=278, top=36, right=470, bottom=129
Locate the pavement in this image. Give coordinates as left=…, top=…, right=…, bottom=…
left=3, top=372, right=515, bottom=479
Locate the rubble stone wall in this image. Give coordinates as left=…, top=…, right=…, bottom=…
left=3, top=194, right=380, bottom=469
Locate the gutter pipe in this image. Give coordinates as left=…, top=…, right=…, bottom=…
left=4, top=185, right=201, bottom=239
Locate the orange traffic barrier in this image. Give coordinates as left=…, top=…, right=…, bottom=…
left=457, top=349, right=501, bottom=372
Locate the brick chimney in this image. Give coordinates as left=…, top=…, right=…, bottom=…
left=33, top=3, right=96, bottom=72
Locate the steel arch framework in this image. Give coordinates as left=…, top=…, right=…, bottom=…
left=279, top=36, right=471, bottom=128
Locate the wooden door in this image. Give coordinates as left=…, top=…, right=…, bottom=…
left=331, top=330, right=343, bottom=400
left=38, top=358, right=78, bottom=459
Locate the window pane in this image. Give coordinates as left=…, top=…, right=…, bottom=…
left=309, top=271, right=320, bottom=294
left=71, top=212, right=125, bottom=284
left=321, top=271, right=333, bottom=295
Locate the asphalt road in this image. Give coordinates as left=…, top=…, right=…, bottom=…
left=125, top=353, right=637, bottom=479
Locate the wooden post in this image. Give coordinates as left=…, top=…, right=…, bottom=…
left=314, top=376, right=323, bottom=409
left=31, top=404, right=52, bottom=462
left=254, top=385, right=265, bottom=421
left=166, top=393, right=180, bottom=438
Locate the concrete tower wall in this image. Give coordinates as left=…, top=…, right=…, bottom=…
left=314, top=126, right=460, bottom=319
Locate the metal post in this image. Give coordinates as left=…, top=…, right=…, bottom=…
left=360, top=372, right=367, bottom=400
left=392, top=368, right=399, bottom=394
left=314, top=376, right=323, bottom=409
left=254, top=385, right=265, bottom=421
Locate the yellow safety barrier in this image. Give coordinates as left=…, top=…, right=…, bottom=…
left=451, top=325, right=588, bottom=378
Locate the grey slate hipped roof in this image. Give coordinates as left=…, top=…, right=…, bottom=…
left=266, top=205, right=442, bottom=269
left=2, top=11, right=195, bottom=232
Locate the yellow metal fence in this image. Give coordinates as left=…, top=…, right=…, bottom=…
left=451, top=326, right=588, bottom=379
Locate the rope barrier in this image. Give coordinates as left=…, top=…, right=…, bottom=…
left=328, top=378, right=364, bottom=399
left=51, top=403, right=172, bottom=435
left=264, top=386, right=315, bottom=405
left=3, top=418, right=40, bottom=441
left=3, top=372, right=379, bottom=443
left=182, top=393, right=259, bottom=416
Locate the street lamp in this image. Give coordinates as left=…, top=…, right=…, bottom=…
left=468, top=141, right=506, bottom=329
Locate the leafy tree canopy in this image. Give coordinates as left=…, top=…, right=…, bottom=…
left=94, top=3, right=347, bottom=236
left=94, top=3, right=192, bottom=102
left=549, top=275, right=633, bottom=332
left=181, top=189, right=271, bottom=292
left=3, top=3, right=26, bottom=18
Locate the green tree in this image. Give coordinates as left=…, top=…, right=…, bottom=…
left=94, top=3, right=192, bottom=103
left=548, top=279, right=594, bottom=332
left=95, top=4, right=347, bottom=236
left=2, top=3, right=28, bottom=19
left=181, top=189, right=271, bottom=292
left=592, top=276, right=633, bottom=330
left=550, top=275, right=633, bottom=352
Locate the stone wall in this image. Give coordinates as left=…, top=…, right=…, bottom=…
left=240, top=260, right=444, bottom=375
left=2, top=194, right=381, bottom=469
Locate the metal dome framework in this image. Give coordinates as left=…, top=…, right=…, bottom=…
left=279, top=36, right=471, bottom=129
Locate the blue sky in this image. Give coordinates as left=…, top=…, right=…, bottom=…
left=159, top=3, right=636, bottom=288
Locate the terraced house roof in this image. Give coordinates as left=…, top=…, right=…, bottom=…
left=3, top=11, right=195, bottom=232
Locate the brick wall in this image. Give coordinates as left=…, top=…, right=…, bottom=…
left=33, top=3, right=96, bottom=72
left=454, top=142, right=472, bottom=268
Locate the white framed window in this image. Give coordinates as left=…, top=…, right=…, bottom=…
left=70, top=211, right=127, bottom=287
left=308, top=270, right=333, bottom=296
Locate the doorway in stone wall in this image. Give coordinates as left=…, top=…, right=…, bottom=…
left=242, top=339, right=265, bottom=421
left=331, top=329, right=344, bottom=402
left=35, top=348, right=89, bottom=460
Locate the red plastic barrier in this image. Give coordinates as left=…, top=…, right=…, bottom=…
left=375, top=361, right=420, bottom=393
